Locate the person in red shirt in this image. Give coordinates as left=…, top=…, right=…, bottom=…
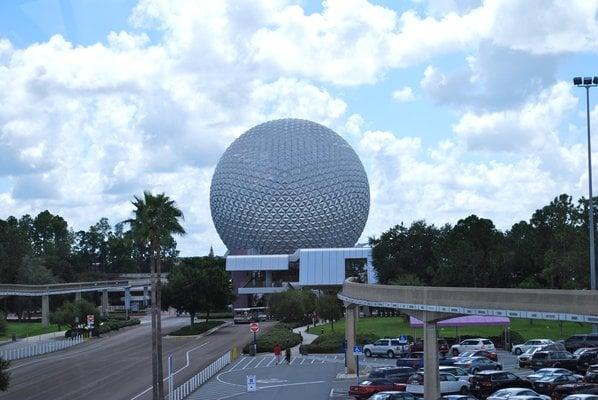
left=274, top=343, right=282, bottom=365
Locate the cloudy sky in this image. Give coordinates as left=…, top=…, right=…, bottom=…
left=1, top=0, right=598, bottom=256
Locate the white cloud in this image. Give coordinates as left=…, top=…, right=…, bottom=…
left=392, top=86, right=415, bottom=102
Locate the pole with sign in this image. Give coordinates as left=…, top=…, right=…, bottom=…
left=353, top=345, right=363, bottom=383
left=168, top=354, right=174, bottom=400
left=250, top=322, right=259, bottom=356
left=246, top=375, right=257, bottom=392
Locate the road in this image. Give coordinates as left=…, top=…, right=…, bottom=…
left=0, top=316, right=272, bottom=400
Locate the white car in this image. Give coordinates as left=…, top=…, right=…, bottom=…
left=487, top=387, right=550, bottom=400
left=406, top=372, right=470, bottom=396
left=563, top=396, right=598, bottom=400
left=363, top=338, right=409, bottom=358
left=512, top=339, right=554, bottom=355
left=417, top=366, right=472, bottom=382
left=450, top=338, right=496, bottom=356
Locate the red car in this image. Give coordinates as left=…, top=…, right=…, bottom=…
left=349, top=379, right=406, bottom=399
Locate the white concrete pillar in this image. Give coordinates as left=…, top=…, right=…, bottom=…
left=265, top=271, right=272, bottom=287
left=75, top=291, right=81, bottom=301
left=143, top=286, right=149, bottom=307
left=424, top=319, right=440, bottom=400
left=101, top=289, right=109, bottom=317
left=41, top=295, right=49, bottom=327
left=124, top=287, right=131, bottom=318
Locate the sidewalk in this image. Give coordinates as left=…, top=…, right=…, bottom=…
left=290, top=322, right=326, bottom=356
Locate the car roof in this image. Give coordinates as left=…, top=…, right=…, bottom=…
left=475, top=370, right=504, bottom=375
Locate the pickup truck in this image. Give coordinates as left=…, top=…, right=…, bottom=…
left=396, top=352, right=425, bottom=369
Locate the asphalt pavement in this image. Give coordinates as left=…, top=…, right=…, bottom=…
left=0, top=316, right=273, bottom=400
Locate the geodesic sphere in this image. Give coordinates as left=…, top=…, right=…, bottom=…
left=210, top=118, right=370, bottom=255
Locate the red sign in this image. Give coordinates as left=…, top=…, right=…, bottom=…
left=249, top=322, right=259, bottom=333
left=87, top=314, right=94, bottom=325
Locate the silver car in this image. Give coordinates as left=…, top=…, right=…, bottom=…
left=512, top=339, right=554, bottom=355
left=487, top=387, right=551, bottom=400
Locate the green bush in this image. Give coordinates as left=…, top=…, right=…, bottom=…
left=0, top=313, right=6, bottom=337
left=242, top=323, right=302, bottom=354
left=307, top=331, right=380, bottom=354
left=169, top=321, right=225, bottom=336
left=94, top=318, right=140, bottom=335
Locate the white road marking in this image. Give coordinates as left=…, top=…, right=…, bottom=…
left=289, top=357, right=298, bottom=365
left=259, top=380, right=326, bottom=389
left=254, top=356, right=267, bottom=368
left=266, top=356, right=277, bottom=367
left=129, top=341, right=210, bottom=400
left=311, top=358, right=315, bottom=364
left=300, top=358, right=306, bottom=365
left=242, top=358, right=256, bottom=369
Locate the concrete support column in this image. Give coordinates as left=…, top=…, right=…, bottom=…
left=75, top=291, right=81, bottom=301
left=265, top=271, right=272, bottom=287
left=345, top=304, right=358, bottom=374
left=424, top=318, right=440, bottom=400
left=143, top=286, right=149, bottom=307
left=124, top=287, right=131, bottom=318
left=101, top=289, right=109, bottom=317
left=41, top=295, right=49, bottom=327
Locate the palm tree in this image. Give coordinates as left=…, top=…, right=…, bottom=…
left=127, top=191, right=185, bottom=400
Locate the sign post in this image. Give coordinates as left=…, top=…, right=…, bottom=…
left=86, top=314, right=94, bottom=336
left=246, top=375, right=257, bottom=392
left=250, top=322, right=259, bottom=356
left=168, top=354, right=174, bottom=400
left=352, top=345, right=363, bottom=383
left=398, top=335, right=408, bottom=356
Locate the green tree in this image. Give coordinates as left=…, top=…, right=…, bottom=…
left=268, top=289, right=316, bottom=323
left=0, top=313, right=7, bottom=337
left=49, top=299, right=99, bottom=330
left=127, top=191, right=185, bottom=400
left=0, top=357, right=9, bottom=392
left=315, top=292, right=342, bottom=331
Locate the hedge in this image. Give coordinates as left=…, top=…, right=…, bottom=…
left=94, top=318, right=140, bottom=335
left=307, top=331, right=380, bottom=354
left=169, top=320, right=225, bottom=336
left=242, top=323, right=302, bottom=354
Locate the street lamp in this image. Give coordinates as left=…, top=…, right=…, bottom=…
left=573, top=76, right=598, bottom=333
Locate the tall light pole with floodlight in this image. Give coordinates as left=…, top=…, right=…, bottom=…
left=573, top=76, right=598, bottom=333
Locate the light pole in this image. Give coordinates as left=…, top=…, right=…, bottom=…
left=573, top=76, right=598, bottom=334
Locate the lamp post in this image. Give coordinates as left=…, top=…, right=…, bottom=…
left=573, top=76, right=598, bottom=334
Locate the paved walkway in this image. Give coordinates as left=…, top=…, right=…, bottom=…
left=290, top=322, right=325, bottom=356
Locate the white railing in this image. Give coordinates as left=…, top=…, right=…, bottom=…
left=167, top=351, right=232, bottom=400
left=0, top=335, right=85, bottom=361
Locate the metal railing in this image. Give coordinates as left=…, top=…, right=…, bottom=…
left=0, top=281, right=130, bottom=296
left=0, top=335, right=86, bottom=361
left=166, top=351, right=231, bottom=400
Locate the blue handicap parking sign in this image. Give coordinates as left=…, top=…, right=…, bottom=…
left=398, top=335, right=408, bottom=344
left=353, top=345, right=363, bottom=356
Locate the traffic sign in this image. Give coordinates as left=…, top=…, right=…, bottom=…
left=398, top=335, right=408, bottom=344
left=249, top=322, right=259, bottom=333
left=86, top=314, right=94, bottom=327
left=352, top=345, right=363, bottom=356
left=246, top=375, right=257, bottom=392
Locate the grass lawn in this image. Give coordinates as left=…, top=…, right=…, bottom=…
left=1, top=321, right=62, bottom=340
left=312, top=316, right=592, bottom=343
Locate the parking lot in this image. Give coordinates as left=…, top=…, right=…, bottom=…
left=186, top=350, right=545, bottom=400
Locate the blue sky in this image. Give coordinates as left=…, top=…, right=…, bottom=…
left=1, top=0, right=598, bottom=256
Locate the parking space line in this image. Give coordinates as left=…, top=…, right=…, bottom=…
left=254, top=357, right=267, bottom=368
left=229, top=357, right=251, bottom=372
left=311, top=358, right=315, bottom=364
left=300, top=358, right=306, bottom=365
left=242, top=358, right=256, bottom=369
left=267, top=356, right=277, bottom=367
left=289, top=357, right=298, bottom=365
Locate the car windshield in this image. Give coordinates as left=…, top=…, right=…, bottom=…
left=523, top=348, right=538, bottom=355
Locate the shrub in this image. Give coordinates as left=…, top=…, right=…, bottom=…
left=0, top=313, right=6, bottom=337
left=169, top=321, right=225, bottom=336
left=93, top=317, right=140, bottom=336
left=307, top=331, right=380, bottom=354
left=242, top=323, right=302, bottom=354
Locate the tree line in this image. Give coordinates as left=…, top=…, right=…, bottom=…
left=0, top=211, right=179, bottom=285
left=370, top=194, right=595, bottom=289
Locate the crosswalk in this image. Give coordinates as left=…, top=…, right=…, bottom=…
left=227, top=354, right=345, bottom=372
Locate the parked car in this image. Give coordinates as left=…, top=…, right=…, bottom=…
left=551, top=383, right=598, bottom=400
left=563, top=395, right=598, bottom=400
left=532, top=374, right=582, bottom=395
left=348, top=379, right=405, bottom=399
left=369, top=367, right=416, bottom=384
left=487, top=387, right=550, bottom=400
left=565, top=335, right=598, bottom=353
left=406, top=372, right=470, bottom=396
left=454, top=356, right=502, bottom=374
left=452, top=350, right=498, bottom=362
left=586, top=365, right=598, bottom=383
left=364, top=338, right=410, bottom=358
left=450, top=338, right=496, bottom=356
left=578, top=350, right=598, bottom=373
left=417, top=366, right=472, bottom=382
left=396, top=352, right=425, bottom=369
left=367, top=392, right=417, bottom=400
left=531, top=351, right=578, bottom=371
left=505, top=397, right=550, bottom=400
left=442, top=396, right=478, bottom=400
left=469, top=371, right=533, bottom=398
left=527, top=368, right=583, bottom=383
left=409, top=340, right=424, bottom=353
left=519, top=348, right=542, bottom=368
left=513, top=340, right=555, bottom=355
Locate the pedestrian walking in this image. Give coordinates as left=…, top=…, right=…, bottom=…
left=274, top=343, right=282, bottom=365
left=285, top=345, right=291, bottom=364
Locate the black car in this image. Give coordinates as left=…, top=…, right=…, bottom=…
left=578, top=349, right=598, bottom=373
left=586, top=365, right=598, bottom=383
left=531, top=351, right=578, bottom=371
left=565, top=334, right=598, bottom=352
left=369, top=366, right=416, bottom=383
left=551, top=383, right=598, bottom=400
left=470, top=371, right=532, bottom=398
left=532, top=373, right=582, bottom=395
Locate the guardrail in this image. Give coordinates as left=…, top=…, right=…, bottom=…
left=166, top=351, right=231, bottom=400
left=0, top=281, right=130, bottom=296
left=0, top=335, right=86, bottom=361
